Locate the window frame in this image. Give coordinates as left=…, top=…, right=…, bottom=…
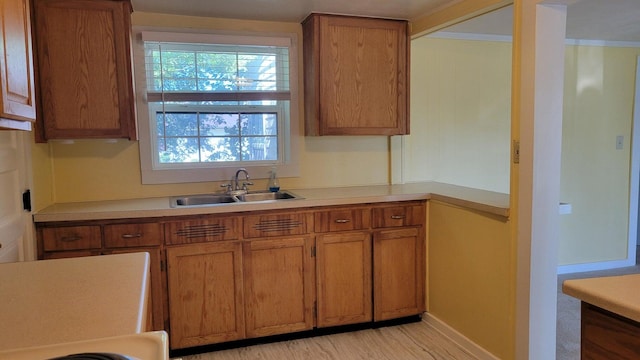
left=132, top=27, right=300, bottom=184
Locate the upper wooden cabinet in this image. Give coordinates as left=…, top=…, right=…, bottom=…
left=0, top=0, right=37, bottom=130
left=302, top=14, right=409, bottom=136
left=32, top=0, right=136, bottom=141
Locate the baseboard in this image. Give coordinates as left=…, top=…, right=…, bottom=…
left=557, top=257, right=637, bottom=275
left=422, top=313, right=499, bottom=360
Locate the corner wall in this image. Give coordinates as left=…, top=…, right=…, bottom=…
left=427, top=200, right=513, bottom=359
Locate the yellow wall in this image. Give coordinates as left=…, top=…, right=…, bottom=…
left=559, top=44, right=640, bottom=265
left=31, top=12, right=390, bottom=210
left=406, top=36, right=512, bottom=193
left=427, top=200, right=513, bottom=359
left=407, top=35, right=638, bottom=266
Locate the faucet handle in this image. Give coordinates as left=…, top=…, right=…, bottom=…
left=242, top=181, right=254, bottom=191
left=220, top=183, right=233, bottom=192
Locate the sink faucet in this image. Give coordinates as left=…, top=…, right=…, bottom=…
left=234, top=168, right=252, bottom=192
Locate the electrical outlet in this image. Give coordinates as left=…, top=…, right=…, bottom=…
left=616, top=135, right=624, bottom=150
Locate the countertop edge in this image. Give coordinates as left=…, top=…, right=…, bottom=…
left=33, top=182, right=510, bottom=223
left=562, top=275, right=640, bottom=323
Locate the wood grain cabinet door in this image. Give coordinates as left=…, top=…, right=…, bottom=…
left=373, top=227, right=425, bottom=321
left=316, top=231, right=372, bottom=327
left=0, top=0, right=36, bottom=125
left=243, top=236, right=314, bottom=338
left=166, top=242, right=245, bottom=349
left=32, top=0, right=136, bottom=140
left=303, top=14, right=408, bottom=136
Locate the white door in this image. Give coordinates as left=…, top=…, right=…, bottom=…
left=0, top=130, right=33, bottom=263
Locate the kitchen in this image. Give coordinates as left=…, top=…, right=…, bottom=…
left=1, top=0, right=639, bottom=359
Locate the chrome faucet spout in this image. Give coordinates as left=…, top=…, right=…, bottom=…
left=234, top=168, right=250, bottom=191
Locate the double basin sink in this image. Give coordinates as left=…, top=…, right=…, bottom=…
left=170, top=190, right=301, bottom=208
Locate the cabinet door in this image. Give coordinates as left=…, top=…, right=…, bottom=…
left=243, top=236, right=314, bottom=338
left=105, top=247, right=166, bottom=332
left=316, top=232, right=372, bottom=327
left=33, top=0, right=136, bottom=140
left=0, top=0, right=36, bottom=127
left=373, top=227, right=425, bottom=321
left=303, top=14, right=408, bottom=136
left=166, top=242, right=245, bottom=349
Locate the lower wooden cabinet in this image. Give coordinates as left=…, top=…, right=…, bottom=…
left=166, top=242, right=245, bottom=349
left=373, top=227, right=425, bottom=321
left=36, top=200, right=426, bottom=350
left=243, top=236, right=314, bottom=338
left=316, top=232, right=372, bottom=327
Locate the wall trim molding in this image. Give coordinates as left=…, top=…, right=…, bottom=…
left=422, top=313, right=500, bottom=360
left=428, top=31, right=640, bottom=48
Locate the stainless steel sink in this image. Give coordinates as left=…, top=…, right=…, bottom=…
left=170, top=194, right=238, bottom=207
left=170, top=190, right=302, bottom=207
left=235, top=190, right=298, bottom=202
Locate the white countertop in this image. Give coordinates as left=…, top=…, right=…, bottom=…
left=562, top=273, right=640, bottom=323
left=0, top=331, right=168, bottom=360
left=0, top=253, right=150, bottom=351
left=33, top=182, right=510, bottom=222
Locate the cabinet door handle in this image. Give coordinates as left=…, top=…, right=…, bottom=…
left=390, top=215, right=405, bottom=220
left=60, top=235, right=82, bottom=242
left=335, top=219, right=351, bottom=223
left=121, top=233, right=143, bottom=239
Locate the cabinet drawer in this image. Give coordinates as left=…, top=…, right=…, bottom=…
left=104, top=223, right=164, bottom=248
left=41, top=226, right=102, bottom=251
left=165, top=216, right=240, bottom=244
left=314, top=208, right=370, bottom=233
left=244, top=212, right=313, bottom=238
left=372, top=203, right=425, bottom=228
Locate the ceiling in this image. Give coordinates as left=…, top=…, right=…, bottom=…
left=130, top=0, right=640, bottom=43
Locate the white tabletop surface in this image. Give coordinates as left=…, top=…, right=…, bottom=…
left=0, top=252, right=150, bottom=351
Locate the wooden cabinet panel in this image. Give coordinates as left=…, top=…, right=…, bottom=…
left=32, top=0, right=136, bottom=140
left=303, top=14, right=408, bottom=136
left=105, top=247, right=166, bottom=332
left=42, top=250, right=98, bottom=259
left=0, top=0, right=36, bottom=127
left=243, top=237, right=314, bottom=338
left=581, top=302, right=640, bottom=360
left=104, top=223, right=164, bottom=248
left=41, top=225, right=101, bottom=251
left=165, top=216, right=240, bottom=244
left=372, top=203, right=425, bottom=228
left=314, top=208, right=370, bottom=233
left=373, top=227, right=425, bottom=321
left=166, top=242, right=245, bottom=349
left=316, top=232, right=372, bottom=327
left=244, top=212, right=312, bottom=239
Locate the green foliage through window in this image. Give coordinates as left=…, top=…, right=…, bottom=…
left=143, top=41, right=290, bottom=166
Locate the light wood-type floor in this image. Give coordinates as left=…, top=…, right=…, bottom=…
left=178, top=318, right=477, bottom=360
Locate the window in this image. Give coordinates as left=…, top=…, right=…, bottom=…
left=134, top=30, right=299, bottom=184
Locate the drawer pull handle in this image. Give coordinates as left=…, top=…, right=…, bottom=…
left=60, top=235, right=82, bottom=242
left=335, top=219, right=351, bottom=223
left=122, top=233, right=143, bottom=239
left=390, top=215, right=405, bottom=220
